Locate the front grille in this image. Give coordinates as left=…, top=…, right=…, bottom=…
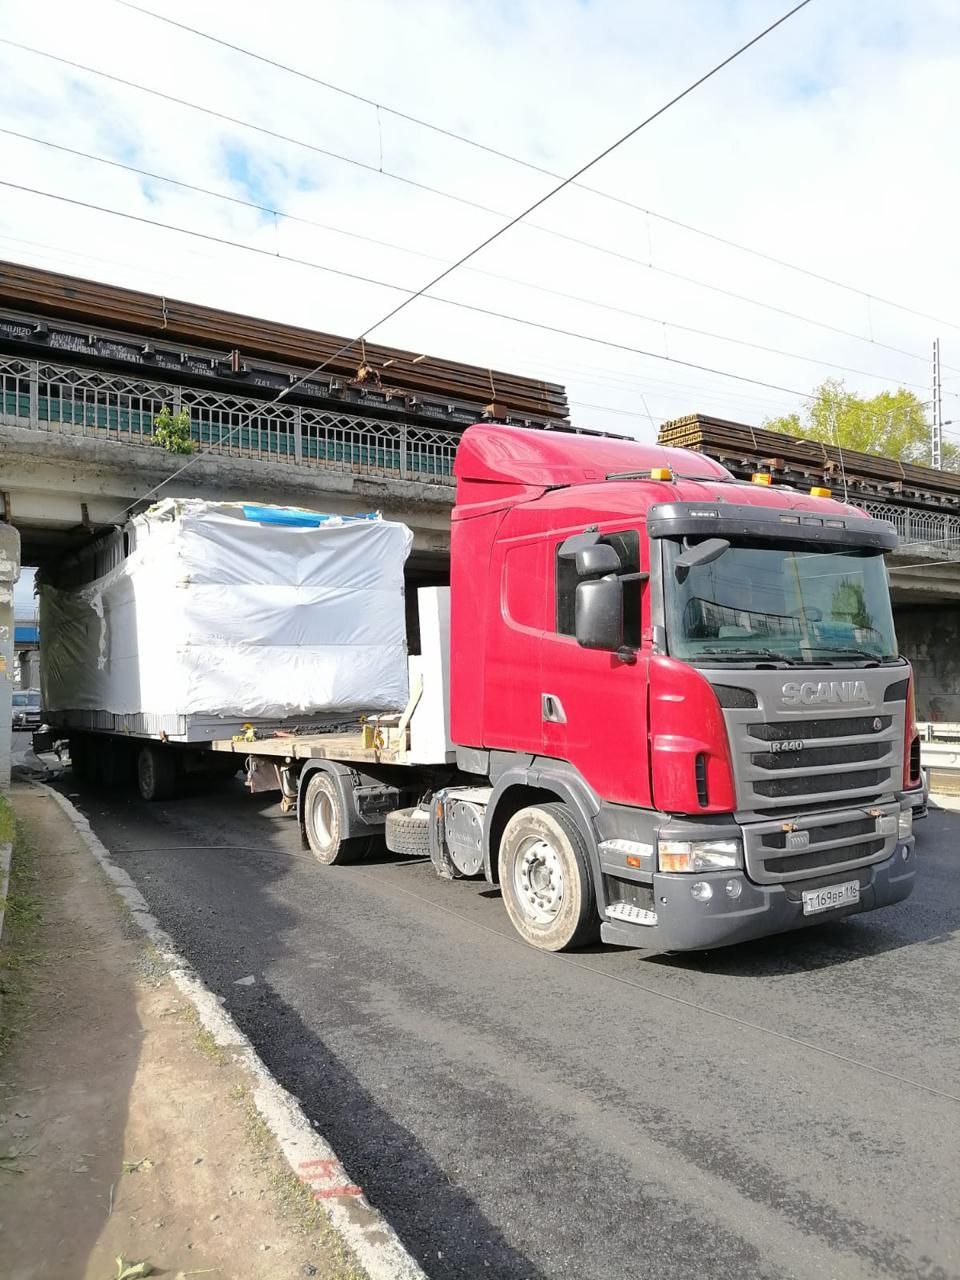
left=752, top=768, right=887, bottom=799
left=743, top=803, right=898, bottom=883
left=751, top=741, right=888, bottom=771
left=761, top=815, right=875, bottom=849
left=749, top=715, right=891, bottom=742
left=707, top=668, right=906, bottom=814
left=770, top=838, right=886, bottom=875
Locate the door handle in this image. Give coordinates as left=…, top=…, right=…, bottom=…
left=541, top=693, right=567, bottom=724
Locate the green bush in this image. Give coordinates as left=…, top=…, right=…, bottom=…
left=153, top=405, right=194, bottom=454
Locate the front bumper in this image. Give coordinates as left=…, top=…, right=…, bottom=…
left=600, top=839, right=916, bottom=952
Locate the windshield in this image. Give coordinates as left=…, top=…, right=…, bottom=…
left=663, top=540, right=898, bottom=665
left=12, top=692, right=40, bottom=708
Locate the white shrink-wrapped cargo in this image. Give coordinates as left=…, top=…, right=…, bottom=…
left=38, top=500, right=413, bottom=735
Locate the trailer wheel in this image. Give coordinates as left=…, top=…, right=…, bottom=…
left=137, top=743, right=177, bottom=802
left=302, top=771, right=372, bottom=865
left=498, top=803, right=599, bottom=952
left=385, top=807, right=431, bottom=858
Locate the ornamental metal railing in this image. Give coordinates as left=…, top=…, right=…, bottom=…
left=853, top=499, right=960, bottom=558
left=5, top=355, right=960, bottom=555
left=0, top=354, right=459, bottom=487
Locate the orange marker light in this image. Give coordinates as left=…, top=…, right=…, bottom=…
left=751, top=472, right=773, bottom=485
left=809, top=486, right=832, bottom=498
left=650, top=467, right=673, bottom=481
left=625, top=854, right=642, bottom=869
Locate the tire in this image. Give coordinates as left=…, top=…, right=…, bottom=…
left=385, top=807, right=431, bottom=858
left=498, top=803, right=599, bottom=952
left=302, top=771, right=373, bottom=865
left=137, top=743, right=177, bottom=802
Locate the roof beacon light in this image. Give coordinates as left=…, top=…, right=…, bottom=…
left=809, top=486, right=832, bottom=498
left=751, top=472, right=773, bottom=485
left=650, top=467, right=673, bottom=481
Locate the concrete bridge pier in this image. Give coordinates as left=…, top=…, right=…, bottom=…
left=0, top=522, right=20, bottom=792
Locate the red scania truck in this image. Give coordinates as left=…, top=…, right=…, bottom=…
left=48, top=423, right=924, bottom=954
left=283, top=423, right=920, bottom=953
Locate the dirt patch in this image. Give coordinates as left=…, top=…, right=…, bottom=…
left=0, top=785, right=365, bottom=1280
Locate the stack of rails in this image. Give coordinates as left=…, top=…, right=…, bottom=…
left=0, top=260, right=568, bottom=425
left=659, top=413, right=960, bottom=509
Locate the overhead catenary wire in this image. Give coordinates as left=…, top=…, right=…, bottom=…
left=5, top=28, right=950, bottom=377
left=115, top=0, right=960, bottom=343
left=0, top=177, right=818, bottom=404
left=1, top=181, right=931, bottom=459
left=0, top=126, right=936, bottom=393
left=84, top=0, right=817, bottom=516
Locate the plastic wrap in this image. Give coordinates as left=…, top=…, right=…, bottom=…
left=39, top=500, right=413, bottom=723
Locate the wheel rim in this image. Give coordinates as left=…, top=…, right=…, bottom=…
left=312, top=787, right=336, bottom=850
left=514, top=835, right=564, bottom=926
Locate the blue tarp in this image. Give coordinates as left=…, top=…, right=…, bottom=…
left=15, top=625, right=38, bottom=644
left=240, top=505, right=378, bottom=528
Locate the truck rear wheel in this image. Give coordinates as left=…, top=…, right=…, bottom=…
left=498, top=803, right=599, bottom=952
left=137, top=743, right=177, bottom=802
left=302, top=771, right=373, bottom=865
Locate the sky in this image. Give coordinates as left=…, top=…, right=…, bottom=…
left=2, top=0, right=960, bottom=464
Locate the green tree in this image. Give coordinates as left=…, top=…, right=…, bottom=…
left=831, top=579, right=873, bottom=631
left=153, top=405, right=194, bottom=455
left=764, top=378, right=958, bottom=469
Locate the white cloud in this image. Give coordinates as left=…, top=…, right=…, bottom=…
left=1, top=0, right=959, bottom=442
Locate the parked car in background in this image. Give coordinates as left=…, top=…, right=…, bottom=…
left=11, top=689, right=42, bottom=730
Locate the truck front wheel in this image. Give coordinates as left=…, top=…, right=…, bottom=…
left=499, top=803, right=599, bottom=952
left=302, top=771, right=373, bottom=865
left=137, top=743, right=177, bottom=802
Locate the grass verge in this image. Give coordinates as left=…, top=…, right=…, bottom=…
left=0, top=794, right=43, bottom=1063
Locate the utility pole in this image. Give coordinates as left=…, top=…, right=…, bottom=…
left=932, top=338, right=944, bottom=470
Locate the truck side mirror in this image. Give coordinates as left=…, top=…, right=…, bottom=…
left=673, top=536, right=730, bottom=583
left=575, top=575, right=623, bottom=651
left=575, top=543, right=621, bottom=578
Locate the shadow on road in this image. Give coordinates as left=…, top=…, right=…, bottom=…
left=61, top=768, right=547, bottom=1280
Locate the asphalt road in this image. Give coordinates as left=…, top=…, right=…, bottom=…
left=54, top=767, right=959, bottom=1280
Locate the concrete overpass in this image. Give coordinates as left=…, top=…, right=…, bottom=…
left=0, top=353, right=458, bottom=573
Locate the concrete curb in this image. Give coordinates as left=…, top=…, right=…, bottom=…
left=0, top=838, right=11, bottom=946
left=37, top=783, right=426, bottom=1280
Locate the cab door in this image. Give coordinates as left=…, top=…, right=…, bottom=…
left=481, top=522, right=548, bottom=753
left=540, top=525, right=652, bottom=809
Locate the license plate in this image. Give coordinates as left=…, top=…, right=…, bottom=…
left=802, top=880, right=860, bottom=916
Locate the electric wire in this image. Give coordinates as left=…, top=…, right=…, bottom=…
left=0, top=126, right=933, bottom=392
left=116, top=0, right=960, bottom=342
left=4, top=30, right=949, bottom=377
left=0, top=183, right=947, bottom=453
left=0, top=176, right=817, bottom=403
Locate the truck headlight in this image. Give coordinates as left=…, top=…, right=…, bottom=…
left=898, top=810, right=913, bottom=839
left=658, top=838, right=742, bottom=873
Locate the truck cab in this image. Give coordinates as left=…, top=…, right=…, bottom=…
left=446, top=424, right=920, bottom=951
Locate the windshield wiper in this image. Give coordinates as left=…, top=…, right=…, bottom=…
left=697, top=647, right=795, bottom=665
left=800, top=647, right=898, bottom=665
